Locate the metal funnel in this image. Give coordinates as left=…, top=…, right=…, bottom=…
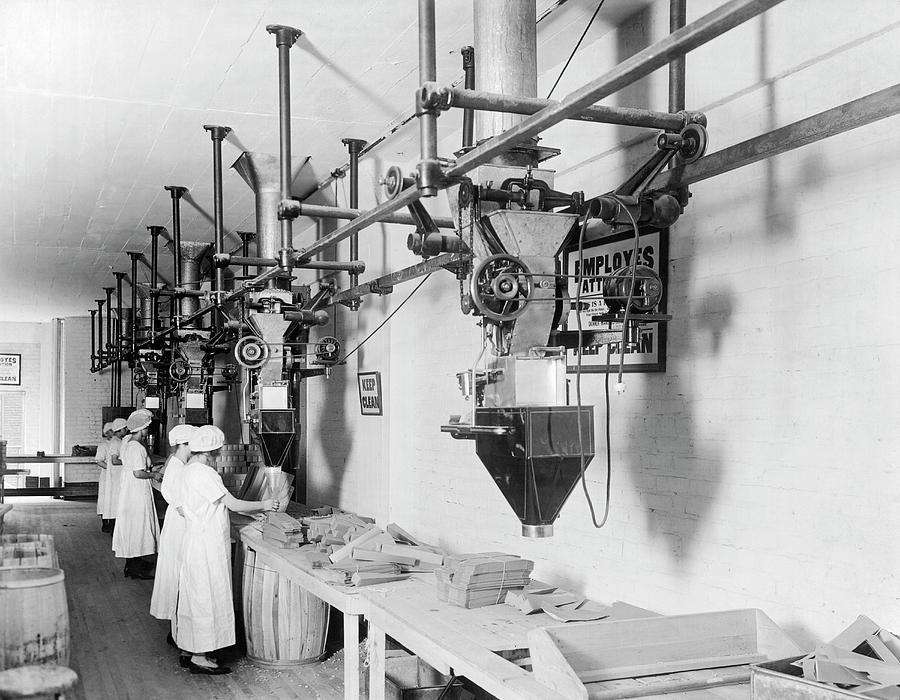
left=232, top=152, right=283, bottom=262
left=474, top=405, right=594, bottom=537
left=480, top=210, right=579, bottom=354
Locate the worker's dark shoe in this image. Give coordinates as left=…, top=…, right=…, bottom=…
left=178, top=655, right=191, bottom=669
left=166, top=632, right=178, bottom=649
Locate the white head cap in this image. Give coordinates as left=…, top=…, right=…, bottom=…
left=188, top=425, right=225, bottom=453
left=126, top=410, right=152, bottom=433
left=168, top=424, right=197, bottom=447
left=110, top=418, right=128, bottom=432
left=102, top=422, right=113, bottom=436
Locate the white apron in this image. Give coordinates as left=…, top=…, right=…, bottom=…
left=111, top=438, right=159, bottom=558
left=150, top=455, right=187, bottom=620
left=173, top=461, right=234, bottom=653
left=98, top=436, right=123, bottom=518
left=95, top=440, right=109, bottom=516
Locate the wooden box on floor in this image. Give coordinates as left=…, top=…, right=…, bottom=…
left=528, top=608, right=803, bottom=700
left=751, top=657, right=873, bottom=699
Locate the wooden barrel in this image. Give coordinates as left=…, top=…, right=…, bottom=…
left=242, top=546, right=329, bottom=667
left=0, top=568, right=69, bottom=671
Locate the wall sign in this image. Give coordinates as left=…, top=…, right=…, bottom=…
left=357, top=371, right=383, bottom=416
left=0, top=354, right=21, bottom=386
left=563, top=227, right=668, bottom=373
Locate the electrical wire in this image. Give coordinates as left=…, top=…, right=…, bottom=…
left=546, top=0, right=606, bottom=99
left=575, top=211, right=611, bottom=529
left=609, top=195, right=642, bottom=385
left=338, top=274, right=433, bottom=363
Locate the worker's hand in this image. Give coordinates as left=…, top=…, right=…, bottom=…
left=261, top=499, right=276, bottom=512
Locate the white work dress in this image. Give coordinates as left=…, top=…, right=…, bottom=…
left=149, top=454, right=187, bottom=620
left=173, top=461, right=234, bottom=653
left=98, top=436, right=123, bottom=518
left=111, top=437, right=160, bottom=558
left=95, top=440, right=109, bottom=516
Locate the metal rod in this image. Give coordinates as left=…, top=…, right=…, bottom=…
left=127, top=251, right=141, bottom=357
left=165, top=185, right=188, bottom=320
left=669, top=0, right=687, bottom=113
left=203, top=126, right=231, bottom=299
left=284, top=201, right=455, bottom=229
left=435, top=87, right=687, bottom=131
left=342, top=137, right=368, bottom=300
left=295, top=259, right=366, bottom=273
left=461, top=46, right=475, bottom=148
left=96, top=299, right=104, bottom=367
left=238, top=231, right=254, bottom=278
left=267, top=24, right=303, bottom=273
left=90, top=309, right=97, bottom=370
left=446, top=0, right=786, bottom=178
left=148, top=226, right=163, bottom=341
left=104, top=286, right=113, bottom=359
left=651, top=83, right=900, bottom=191
left=416, top=0, right=440, bottom=195
left=331, top=252, right=467, bottom=305
left=114, top=271, right=126, bottom=406
left=297, top=186, right=422, bottom=261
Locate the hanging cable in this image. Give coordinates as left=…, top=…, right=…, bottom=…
left=575, top=211, right=612, bottom=529
left=609, top=196, right=642, bottom=387
left=546, top=0, right=606, bottom=99
left=338, top=274, right=433, bottom=363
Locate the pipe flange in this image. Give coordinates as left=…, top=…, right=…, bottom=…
left=419, top=82, right=450, bottom=111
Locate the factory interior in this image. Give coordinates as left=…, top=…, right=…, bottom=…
left=0, top=0, right=898, bottom=698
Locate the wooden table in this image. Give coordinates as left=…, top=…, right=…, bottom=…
left=239, top=526, right=368, bottom=700
left=362, top=576, right=569, bottom=700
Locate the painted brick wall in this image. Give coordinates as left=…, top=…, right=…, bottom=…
left=61, top=316, right=132, bottom=483
left=305, top=0, right=900, bottom=647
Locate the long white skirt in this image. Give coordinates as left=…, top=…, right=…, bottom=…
left=112, top=470, right=159, bottom=558
left=149, top=509, right=185, bottom=619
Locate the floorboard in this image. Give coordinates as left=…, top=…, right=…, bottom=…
left=3, top=500, right=359, bottom=700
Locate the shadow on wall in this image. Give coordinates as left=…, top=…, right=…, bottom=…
left=613, top=7, right=730, bottom=565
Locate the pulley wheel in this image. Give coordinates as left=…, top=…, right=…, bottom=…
left=168, top=359, right=191, bottom=383
left=470, top=254, right=534, bottom=322
left=603, top=265, right=664, bottom=313
left=133, top=369, right=148, bottom=389
left=234, top=335, right=269, bottom=370
left=315, top=336, right=341, bottom=364
left=675, top=123, right=708, bottom=164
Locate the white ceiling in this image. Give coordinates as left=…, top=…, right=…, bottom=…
left=0, top=0, right=647, bottom=321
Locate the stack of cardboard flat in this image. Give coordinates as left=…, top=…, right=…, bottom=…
left=435, top=552, right=533, bottom=608
left=261, top=512, right=305, bottom=549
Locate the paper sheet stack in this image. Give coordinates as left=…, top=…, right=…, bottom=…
left=435, top=552, right=533, bottom=608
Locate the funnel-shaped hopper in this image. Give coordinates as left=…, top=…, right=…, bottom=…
left=233, top=152, right=282, bottom=262
left=481, top=210, right=579, bottom=354
left=258, top=409, right=296, bottom=469
left=474, top=406, right=594, bottom=537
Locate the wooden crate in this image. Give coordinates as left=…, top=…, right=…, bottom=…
left=528, top=608, right=803, bottom=700
left=752, top=657, right=872, bottom=699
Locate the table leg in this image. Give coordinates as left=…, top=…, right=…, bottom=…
left=368, top=623, right=386, bottom=700
left=343, top=612, right=359, bottom=700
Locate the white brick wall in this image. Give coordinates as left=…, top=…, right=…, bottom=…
left=305, top=0, right=900, bottom=647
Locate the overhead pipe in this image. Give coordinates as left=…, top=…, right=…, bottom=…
left=342, top=137, right=367, bottom=306
left=164, top=185, right=188, bottom=321
left=96, top=299, right=105, bottom=368
left=267, top=24, right=303, bottom=278
left=237, top=231, right=255, bottom=279
left=203, top=126, right=231, bottom=304
left=423, top=86, right=691, bottom=131
left=147, top=226, right=164, bottom=342
left=127, top=251, right=141, bottom=355
left=416, top=0, right=440, bottom=195
left=90, top=309, right=97, bottom=371
left=179, top=241, right=211, bottom=326
left=279, top=200, right=455, bottom=229
left=460, top=46, right=475, bottom=148
left=114, top=271, right=126, bottom=405
left=214, top=253, right=365, bottom=274
left=669, top=0, right=687, bottom=114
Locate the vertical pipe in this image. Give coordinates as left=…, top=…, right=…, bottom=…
left=238, top=231, right=254, bottom=278
left=202, top=127, right=231, bottom=300
left=341, top=138, right=367, bottom=307
left=416, top=0, right=440, bottom=196
left=148, top=226, right=163, bottom=342
left=165, top=186, right=188, bottom=321
left=96, top=299, right=105, bottom=368
left=90, top=310, right=97, bottom=371
left=473, top=0, right=537, bottom=151
left=461, top=46, right=475, bottom=148
left=669, top=0, right=687, bottom=113
left=266, top=25, right=302, bottom=270
left=127, top=252, right=141, bottom=356
left=104, top=288, right=114, bottom=405
left=114, top=272, right=126, bottom=406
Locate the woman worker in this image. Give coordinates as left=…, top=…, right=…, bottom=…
left=150, top=424, right=196, bottom=637
left=173, top=425, right=275, bottom=674
left=97, top=417, right=128, bottom=534
left=94, top=422, right=112, bottom=532
left=112, top=410, right=161, bottom=579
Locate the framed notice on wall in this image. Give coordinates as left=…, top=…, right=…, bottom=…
left=0, top=354, right=21, bottom=386
left=357, top=371, right=383, bottom=416
left=563, top=227, right=668, bottom=373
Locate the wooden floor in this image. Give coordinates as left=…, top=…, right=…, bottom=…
left=3, top=500, right=360, bottom=700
